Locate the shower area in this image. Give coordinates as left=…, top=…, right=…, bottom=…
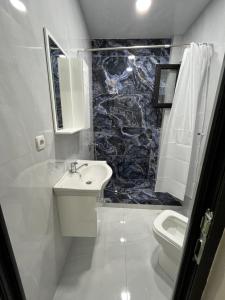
left=92, top=39, right=180, bottom=205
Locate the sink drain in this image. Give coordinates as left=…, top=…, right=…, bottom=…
left=86, top=181, right=92, bottom=185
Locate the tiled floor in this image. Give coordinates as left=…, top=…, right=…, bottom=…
left=54, top=207, right=175, bottom=300
left=104, top=181, right=181, bottom=205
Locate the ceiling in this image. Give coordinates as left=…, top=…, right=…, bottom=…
left=78, top=0, right=211, bottom=39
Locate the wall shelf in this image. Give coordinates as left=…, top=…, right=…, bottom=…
left=55, top=127, right=83, bottom=135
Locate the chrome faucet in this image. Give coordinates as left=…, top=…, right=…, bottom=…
left=70, top=161, right=88, bottom=174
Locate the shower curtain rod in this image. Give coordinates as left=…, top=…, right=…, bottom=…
left=77, top=43, right=192, bottom=52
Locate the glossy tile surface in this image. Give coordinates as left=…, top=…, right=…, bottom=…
left=54, top=207, right=174, bottom=300
left=0, top=1, right=93, bottom=299
left=92, top=39, right=180, bottom=206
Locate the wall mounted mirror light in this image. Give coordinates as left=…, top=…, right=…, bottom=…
left=43, top=27, right=90, bottom=134
left=153, top=64, right=180, bottom=108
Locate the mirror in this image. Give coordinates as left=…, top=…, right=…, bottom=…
left=44, top=28, right=66, bottom=130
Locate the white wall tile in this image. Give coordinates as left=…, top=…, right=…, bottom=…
left=181, top=0, right=225, bottom=217
left=0, top=0, right=93, bottom=299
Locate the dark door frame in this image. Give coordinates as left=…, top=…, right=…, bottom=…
left=173, top=60, right=225, bottom=299
left=1, top=64, right=225, bottom=300
left=0, top=206, right=26, bottom=300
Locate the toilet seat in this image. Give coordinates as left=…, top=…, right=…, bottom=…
left=153, top=210, right=188, bottom=250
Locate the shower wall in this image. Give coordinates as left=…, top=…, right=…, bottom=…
left=92, top=39, right=180, bottom=205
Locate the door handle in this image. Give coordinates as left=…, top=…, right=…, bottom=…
left=193, top=209, right=213, bottom=265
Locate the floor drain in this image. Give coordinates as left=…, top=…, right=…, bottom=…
left=86, top=181, right=92, bottom=184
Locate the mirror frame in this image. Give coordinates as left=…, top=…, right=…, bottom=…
left=43, top=27, right=67, bottom=132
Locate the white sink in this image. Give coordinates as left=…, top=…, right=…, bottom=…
left=53, top=160, right=112, bottom=237
left=54, top=160, right=112, bottom=196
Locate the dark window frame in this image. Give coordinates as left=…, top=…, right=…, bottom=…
left=153, top=64, right=180, bottom=108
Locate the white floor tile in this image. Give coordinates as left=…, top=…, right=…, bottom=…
left=54, top=207, right=174, bottom=300
left=125, top=238, right=174, bottom=300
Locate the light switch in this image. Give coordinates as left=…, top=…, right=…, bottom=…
left=35, top=135, right=46, bottom=151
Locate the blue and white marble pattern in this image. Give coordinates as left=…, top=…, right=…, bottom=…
left=50, top=39, right=64, bottom=129
left=92, top=39, right=180, bottom=206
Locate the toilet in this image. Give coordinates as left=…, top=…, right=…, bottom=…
left=153, top=210, right=188, bottom=281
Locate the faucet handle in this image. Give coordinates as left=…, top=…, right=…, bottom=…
left=70, top=161, right=78, bottom=173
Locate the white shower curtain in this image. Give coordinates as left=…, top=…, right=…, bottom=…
left=155, top=43, right=212, bottom=201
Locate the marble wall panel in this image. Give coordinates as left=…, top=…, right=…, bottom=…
left=92, top=39, right=180, bottom=205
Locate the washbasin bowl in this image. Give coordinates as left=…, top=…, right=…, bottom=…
left=54, top=160, right=112, bottom=196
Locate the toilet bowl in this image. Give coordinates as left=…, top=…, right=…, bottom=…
left=153, top=210, right=188, bottom=281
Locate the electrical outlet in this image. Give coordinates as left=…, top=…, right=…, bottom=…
left=35, top=135, right=46, bottom=151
